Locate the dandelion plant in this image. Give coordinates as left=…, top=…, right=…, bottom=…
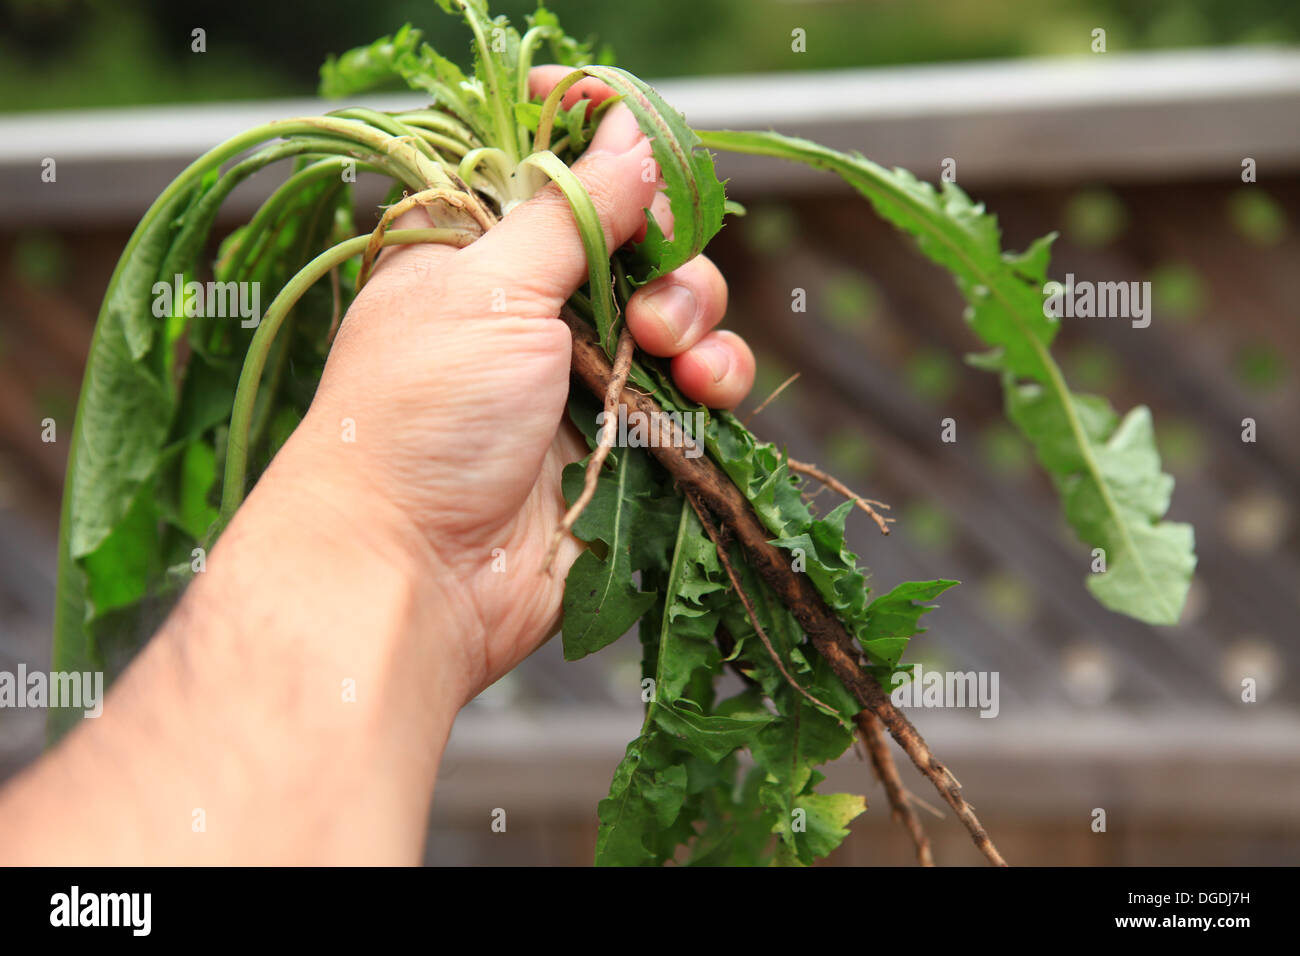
left=52, top=0, right=1196, bottom=866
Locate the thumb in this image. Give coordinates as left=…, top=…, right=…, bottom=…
left=448, top=104, right=658, bottom=320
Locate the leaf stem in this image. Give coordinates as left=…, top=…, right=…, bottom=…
left=455, top=0, right=520, bottom=163
left=218, top=227, right=477, bottom=525
left=218, top=154, right=369, bottom=282
left=516, top=24, right=560, bottom=146
left=533, top=68, right=587, bottom=154
left=698, top=129, right=1185, bottom=623
left=518, top=150, right=616, bottom=352
left=394, top=109, right=482, bottom=148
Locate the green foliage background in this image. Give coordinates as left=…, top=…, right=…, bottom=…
left=2, top=0, right=1299, bottom=112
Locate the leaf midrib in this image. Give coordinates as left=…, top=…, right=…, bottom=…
left=579, top=449, right=635, bottom=644
left=697, top=131, right=1172, bottom=622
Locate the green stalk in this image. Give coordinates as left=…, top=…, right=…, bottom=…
left=329, top=107, right=444, bottom=163
left=394, top=109, right=483, bottom=149
left=167, top=141, right=381, bottom=288
left=394, top=125, right=475, bottom=160
left=219, top=156, right=375, bottom=282
left=219, top=227, right=477, bottom=524
left=245, top=179, right=347, bottom=452
left=455, top=0, right=520, bottom=163
left=533, top=68, right=589, bottom=154
left=518, top=150, right=616, bottom=352
left=516, top=24, right=560, bottom=147
left=458, top=147, right=513, bottom=200
left=245, top=323, right=294, bottom=455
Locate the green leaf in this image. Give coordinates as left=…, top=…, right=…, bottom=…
left=686, top=766, right=778, bottom=866
left=171, top=440, right=220, bottom=542
left=649, top=502, right=726, bottom=702
left=747, top=653, right=860, bottom=864
left=771, top=500, right=872, bottom=627
left=398, top=41, right=484, bottom=136
left=549, top=65, right=727, bottom=284
left=772, top=786, right=867, bottom=866
left=513, top=101, right=541, bottom=133
left=859, top=579, right=958, bottom=674
left=80, top=478, right=162, bottom=619
left=699, top=129, right=1196, bottom=625
left=595, top=741, right=689, bottom=866
left=319, top=23, right=425, bottom=98
left=525, top=4, right=596, bottom=69
left=560, top=442, right=674, bottom=660
left=652, top=698, right=774, bottom=762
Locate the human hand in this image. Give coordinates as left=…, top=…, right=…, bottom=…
left=271, top=68, right=756, bottom=705
left=0, top=68, right=758, bottom=867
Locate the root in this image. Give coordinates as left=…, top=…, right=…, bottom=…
left=856, top=711, right=934, bottom=866
left=355, top=187, right=490, bottom=292
left=787, top=457, right=892, bottom=536
left=564, top=308, right=1007, bottom=867
left=743, top=371, right=800, bottom=425
left=544, top=327, right=636, bottom=572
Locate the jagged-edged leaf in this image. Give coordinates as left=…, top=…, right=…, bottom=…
left=595, top=741, right=689, bottom=866
left=771, top=501, right=871, bottom=626
left=553, top=65, right=726, bottom=284
left=708, top=412, right=812, bottom=538
left=652, top=698, right=774, bottom=762
left=525, top=4, right=596, bottom=68
left=686, top=766, right=776, bottom=866
left=747, top=654, right=860, bottom=866
left=560, top=444, right=675, bottom=660
left=649, top=502, right=727, bottom=701
left=772, top=781, right=867, bottom=866
left=319, top=24, right=425, bottom=98
left=699, top=129, right=1196, bottom=625
left=859, top=579, right=959, bottom=674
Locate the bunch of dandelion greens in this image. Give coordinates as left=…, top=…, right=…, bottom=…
left=52, top=0, right=1194, bottom=866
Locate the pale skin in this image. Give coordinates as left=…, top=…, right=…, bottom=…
left=0, top=71, right=754, bottom=863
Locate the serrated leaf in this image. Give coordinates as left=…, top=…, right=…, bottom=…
left=595, top=742, right=688, bottom=866
left=556, top=65, right=726, bottom=284
left=772, top=788, right=867, bottom=866
left=652, top=698, right=774, bottom=762
left=560, top=445, right=674, bottom=660
left=319, top=23, right=425, bottom=98
left=650, top=502, right=727, bottom=701
left=700, top=129, right=1196, bottom=625
left=859, top=579, right=958, bottom=673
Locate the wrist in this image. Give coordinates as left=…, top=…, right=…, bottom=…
left=235, top=431, right=484, bottom=709
left=131, top=451, right=476, bottom=860
left=14, top=471, right=476, bottom=863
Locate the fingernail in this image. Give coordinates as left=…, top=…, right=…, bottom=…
left=588, top=104, right=643, bottom=156
left=641, top=282, right=697, bottom=349
left=693, top=339, right=732, bottom=384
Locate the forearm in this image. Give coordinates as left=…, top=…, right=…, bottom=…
left=0, top=437, right=471, bottom=864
